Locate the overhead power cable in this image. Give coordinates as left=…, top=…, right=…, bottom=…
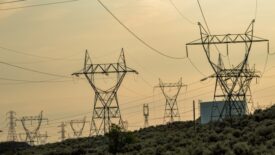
left=0, top=0, right=26, bottom=5
left=254, top=0, right=258, bottom=20
left=196, top=0, right=228, bottom=60
left=0, top=46, right=72, bottom=60
left=168, top=0, right=196, bottom=25
left=0, top=0, right=79, bottom=11
left=196, top=0, right=211, bottom=34
left=96, top=0, right=186, bottom=60
left=0, top=61, right=70, bottom=78
left=0, top=77, right=74, bottom=84
left=188, top=58, right=206, bottom=76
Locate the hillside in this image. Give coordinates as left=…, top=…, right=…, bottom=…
left=2, top=105, right=275, bottom=155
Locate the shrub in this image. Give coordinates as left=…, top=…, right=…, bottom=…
left=233, top=142, right=250, bottom=155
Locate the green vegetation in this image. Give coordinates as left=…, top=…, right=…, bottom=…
left=1, top=105, right=275, bottom=155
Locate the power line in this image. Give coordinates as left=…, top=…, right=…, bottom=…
left=0, top=45, right=80, bottom=61
left=0, top=0, right=79, bottom=11
left=254, top=0, right=258, bottom=20
left=0, top=61, right=71, bottom=78
left=22, top=79, right=211, bottom=124
left=196, top=0, right=211, bottom=34
left=96, top=0, right=186, bottom=60
left=0, top=0, right=26, bottom=5
left=188, top=57, right=206, bottom=76
left=261, top=53, right=269, bottom=77
left=168, top=0, right=196, bottom=25
left=0, top=77, right=74, bottom=83
left=196, top=0, right=228, bottom=59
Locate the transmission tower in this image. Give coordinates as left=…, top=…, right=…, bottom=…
left=6, top=111, right=17, bottom=142
left=122, top=120, right=128, bottom=131
left=186, top=20, right=268, bottom=122
left=69, top=116, right=86, bottom=138
left=36, top=132, right=48, bottom=145
left=72, top=48, right=138, bottom=135
left=156, top=78, right=187, bottom=123
left=143, top=104, right=149, bottom=128
left=18, top=133, right=26, bottom=142
left=58, top=122, right=66, bottom=142
left=17, top=111, right=48, bottom=146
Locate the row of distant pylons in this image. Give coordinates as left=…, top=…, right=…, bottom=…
left=4, top=111, right=93, bottom=145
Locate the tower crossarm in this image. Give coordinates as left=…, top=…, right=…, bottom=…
left=202, top=68, right=260, bottom=80
left=186, top=34, right=268, bottom=46
left=72, top=63, right=138, bottom=76
left=155, top=83, right=187, bottom=88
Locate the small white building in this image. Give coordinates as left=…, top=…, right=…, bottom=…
left=199, top=101, right=247, bottom=124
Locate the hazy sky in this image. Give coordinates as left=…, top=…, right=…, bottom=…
left=0, top=0, right=275, bottom=142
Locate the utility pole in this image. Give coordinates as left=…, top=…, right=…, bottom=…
left=69, top=116, right=86, bottom=138
left=7, top=111, right=17, bottom=142
left=186, top=20, right=268, bottom=123
left=58, top=122, right=66, bottom=142
left=156, top=78, right=187, bottom=124
left=143, top=104, right=149, bottom=128
left=193, top=100, right=196, bottom=132
left=17, top=111, right=48, bottom=146
left=72, top=48, right=138, bottom=135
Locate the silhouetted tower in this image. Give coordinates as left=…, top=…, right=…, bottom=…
left=156, top=78, right=187, bottom=123
left=186, top=20, right=268, bottom=122
left=122, top=120, right=128, bottom=131
left=7, top=111, right=17, bottom=142
left=143, top=104, right=149, bottom=128
left=36, top=132, right=48, bottom=145
left=58, top=122, right=66, bottom=142
left=17, top=111, right=48, bottom=146
left=18, top=133, right=26, bottom=142
left=72, top=48, right=138, bottom=135
left=69, top=116, right=86, bottom=138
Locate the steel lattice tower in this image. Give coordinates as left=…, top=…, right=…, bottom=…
left=69, top=116, right=86, bottom=138
left=17, top=111, right=48, bottom=146
left=122, top=120, right=128, bottom=131
left=18, top=133, right=26, bottom=142
left=58, top=122, right=66, bottom=142
left=36, top=132, right=48, bottom=145
left=143, top=104, right=149, bottom=128
left=72, top=48, right=138, bottom=135
left=7, top=111, right=17, bottom=142
left=186, top=20, right=269, bottom=122
left=156, top=78, right=187, bottom=123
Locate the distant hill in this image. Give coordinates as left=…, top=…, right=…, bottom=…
left=2, top=105, right=275, bottom=155
left=0, top=141, right=30, bottom=154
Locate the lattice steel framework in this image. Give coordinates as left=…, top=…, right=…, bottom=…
left=69, top=116, right=86, bottom=138
left=143, top=104, right=149, bottom=128
left=72, top=48, right=138, bottom=135
left=122, top=120, right=128, bottom=131
left=186, top=20, right=269, bottom=122
left=36, top=132, right=48, bottom=145
left=7, top=111, right=17, bottom=142
left=17, top=111, right=48, bottom=146
left=58, top=122, right=66, bottom=142
left=156, top=78, right=187, bottom=123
